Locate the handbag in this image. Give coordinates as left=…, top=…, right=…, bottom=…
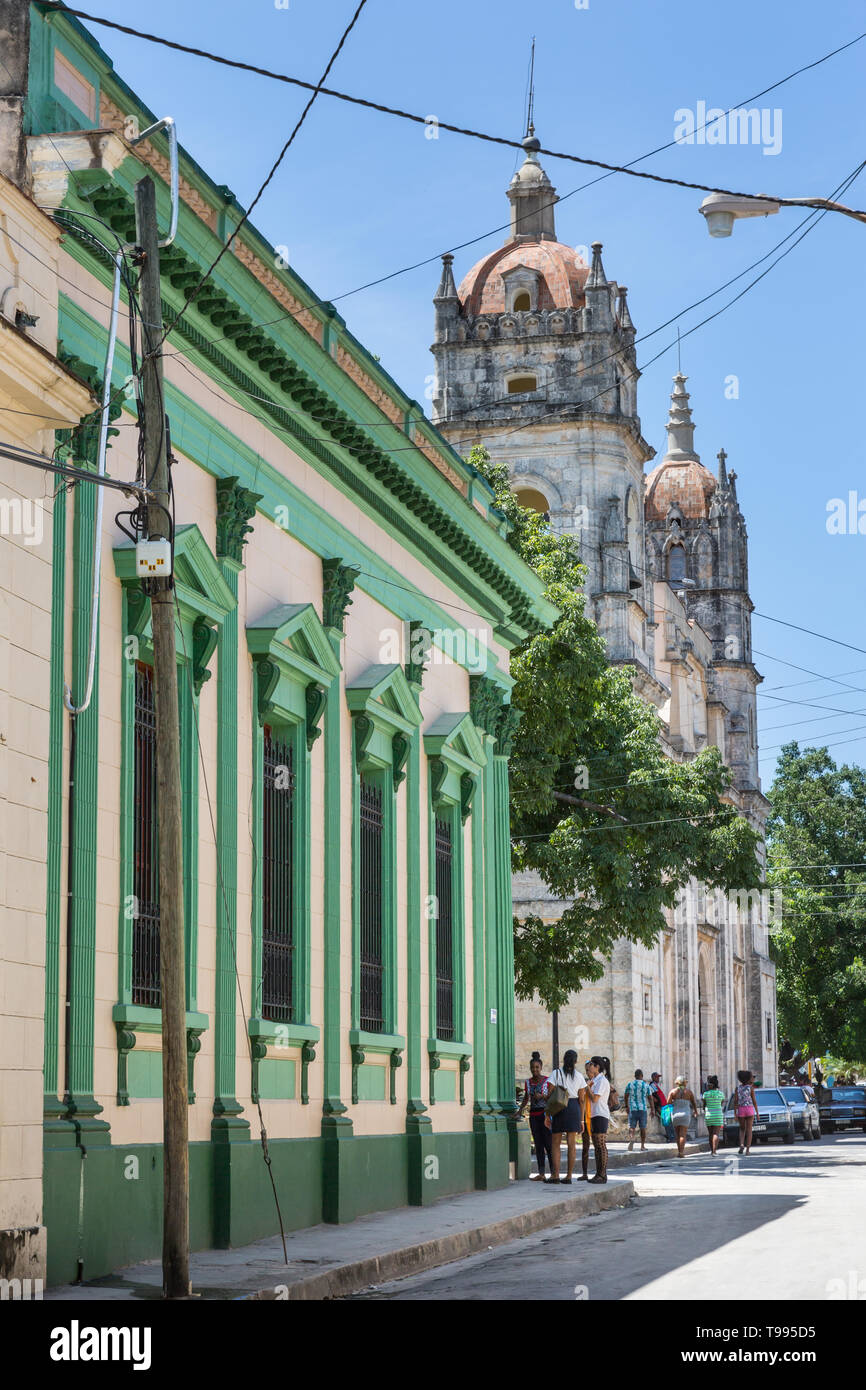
left=544, top=1070, right=570, bottom=1117
left=660, top=1103, right=674, bottom=1126
left=608, top=1085, right=620, bottom=1113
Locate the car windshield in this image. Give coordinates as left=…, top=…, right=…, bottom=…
left=831, top=1088, right=865, bottom=1101
left=780, top=1088, right=807, bottom=1102
left=754, top=1090, right=785, bottom=1107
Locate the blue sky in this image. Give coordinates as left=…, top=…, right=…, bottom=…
left=78, top=0, right=866, bottom=790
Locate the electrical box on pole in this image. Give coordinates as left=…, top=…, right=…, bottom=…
left=133, top=173, right=190, bottom=1300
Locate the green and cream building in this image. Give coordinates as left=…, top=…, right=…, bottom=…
left=0, top=2, right=555, bottom=1285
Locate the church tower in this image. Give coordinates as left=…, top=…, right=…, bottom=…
left=432, top=131, right=775, bottom=1097
left=645, top=375, right=762, bottom=796
left=431, top=132, right=661, bottom=701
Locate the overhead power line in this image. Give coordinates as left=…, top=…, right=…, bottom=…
left=39, top=5, right=866, bottom=218
left=754, top=612, right=866, bottom=658
left=0, top=440, right=149, bottom=495
left=157, top=0, right=370, bottom=348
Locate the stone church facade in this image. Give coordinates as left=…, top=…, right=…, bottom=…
left=431, top=130, right=777, bottom=1108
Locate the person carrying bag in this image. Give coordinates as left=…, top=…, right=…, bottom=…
left=543, top=1050, right=586, bottom=1184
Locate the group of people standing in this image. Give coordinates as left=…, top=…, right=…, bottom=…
left=519, top=1054, right=762, bottom=1176
left=517, top=1051, right=614, bottom=1185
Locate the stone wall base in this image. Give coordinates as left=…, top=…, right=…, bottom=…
left=0, top=1226, right=46, bottom=1287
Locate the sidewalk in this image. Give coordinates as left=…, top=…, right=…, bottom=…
left=540, top=1138, right=709, bottom=1174
left=46, top=1175, right=635, bottom=1303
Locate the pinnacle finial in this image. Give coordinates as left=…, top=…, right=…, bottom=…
left=587, top=241, right=607, bottom=288
left=525, top=35, right=536, bottom=141
left=663, top=372, right=699, bottom=462
left=717, top=447, right=728, bottom=485
left=434, top=252, right=458, bottom=301
left=617, top=285, right=634, bottom=331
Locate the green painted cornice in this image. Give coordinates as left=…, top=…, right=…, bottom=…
left=53, top=189, right=555, bottom=642
left=114, top=525, right=236, bottom=693
left=246, top=602, right=340, bottom=747
left=495, top=702, right=523, bottom=757
left=321, top=558, right=360, bottom=634
left=423, top=712, right=486, bottom=773
left=424, top=712, right=486, bottom=821
left=469, top=674, right=506, bottom=736
left=215, top=475, right=262, bottom=563
left=246, top=602, right=342, bottom=683
left=346, top=664, right=423, bottom=737
left=405, top=620, right=431, bottom=688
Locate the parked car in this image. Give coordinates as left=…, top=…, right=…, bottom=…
left=723, top=1086, right=796, bottom=1146
left=778, top=1085, right=822, bottom=1140
left=817, top=1085, right=866, bottom=1134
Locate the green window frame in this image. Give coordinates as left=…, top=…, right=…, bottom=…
left=424, top=712, right=485, bottom=1071
left=112, top=526, right=235, bottom=1089
left=246, top=602, right=339, bottom=1053
left=260, top=719, right=301, bottom=1024
left=347, top=664, right=422, bottom=1051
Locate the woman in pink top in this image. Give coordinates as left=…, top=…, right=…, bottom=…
left=735, top=1069, right=758, bottom=1155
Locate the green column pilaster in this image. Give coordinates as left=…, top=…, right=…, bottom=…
left=65, top=464, right=108, bottom=1141
left=404, top=649, right=432, bottom=1204
left=211, top=480, right=258, bottom=1243
left=468, top=677, right=509, bottom=1187
left=44, top=478, right=67, bottom=1125
left=494, top=708, right=528, bottom=1177
left=322, top=628, right=348, bottom=1125
left=483, top=750, right=501, bottom=1107
left=179, top=671, right=199, bottom=1010
left=404, top=726, right=425, bottom=1125
left=212, top=560, right=248, bottom=1132
left=470, top=743, right=488, bottom=1114
left=320, top=559, right=357, bottom=1223
left=493, top=752, right=516, bottom=1109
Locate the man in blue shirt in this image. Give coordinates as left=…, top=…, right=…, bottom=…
left=624, top=1069, right=653, bottom=1151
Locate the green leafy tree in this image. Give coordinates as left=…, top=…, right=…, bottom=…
left=469, top=445, right=761, bottom=1011
left=767, top=744, right=866, bottom=1059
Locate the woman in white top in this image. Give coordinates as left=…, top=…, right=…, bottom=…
left=587, top=1056, right=613, bottom=1184
left=543, top=1049, right=587, bottom=1184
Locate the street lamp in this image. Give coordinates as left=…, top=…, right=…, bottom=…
left=699, top=192, right=780, bottom=237
left=699, top=189, right=866, bottom=238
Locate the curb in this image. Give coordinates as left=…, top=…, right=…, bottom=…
left=607, top=1141, right=709, bottom=1168
left=246, top=1180, right=635, bottom=1300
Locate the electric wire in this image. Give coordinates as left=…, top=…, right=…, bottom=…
left=38, top=4, right=866, bottom=220
left=156, top=0, right=370, bottom=351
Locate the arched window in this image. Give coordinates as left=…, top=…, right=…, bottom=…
left=507, top=374, right=537, bottom=394
left=667, top=544, right=686, bottom=587
left=512, top=290, right=531, bottom=311
left=515, top=487, right=551, bottom=519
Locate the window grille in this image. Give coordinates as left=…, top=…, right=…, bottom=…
left=435, top=816, right=455, bottom=1041
left=132, top=662, right=161, bottom=1007
left=261, top=726, right=295, bottom=1022
left=359, top=776, right=384, bottom=1032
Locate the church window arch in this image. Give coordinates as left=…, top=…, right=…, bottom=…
left=506, top=372, right=538, bottom=395
left=512, top=291, right=531, bottom=312
left=515, top=486, right=551, bottom=520
left=667, top=543, right=686, bottom=587
left=695, top=533, right=714, bottom=586
left=626, top=488, right=640, bottom=573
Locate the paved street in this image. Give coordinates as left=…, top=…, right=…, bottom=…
left=349, top=1132, right=866, bottom=1300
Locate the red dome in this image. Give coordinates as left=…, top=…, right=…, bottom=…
left=645, top=459, right=717, bottom=521
left=457, top=240, right=589, bottom=317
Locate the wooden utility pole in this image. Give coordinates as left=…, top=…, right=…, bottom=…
left=134, top=174, right=189, bottom=1299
